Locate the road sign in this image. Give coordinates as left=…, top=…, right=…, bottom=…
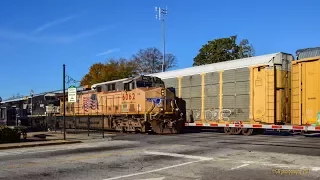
left=68, top=86, right=77, bottom=103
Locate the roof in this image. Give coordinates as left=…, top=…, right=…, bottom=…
left=296, top=46, right=320, bottom=53
left=1, top=86, right=87, bottom=104
left=296, top=47, right=320, bottom=60
left=91, top=78, right=129, bottom=89
left=90, top=75, right=156, bottom=89
left=149, top=52, right=286, bottom=79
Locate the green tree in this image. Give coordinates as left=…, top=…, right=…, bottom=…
left=193, top=35, right=255, bottom=66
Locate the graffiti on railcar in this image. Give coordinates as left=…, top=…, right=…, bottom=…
left=316, top=112, right=320, bottom=125
left=187, top=108, right=244, bottom=122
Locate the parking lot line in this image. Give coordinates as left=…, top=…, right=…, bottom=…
left=103, top=159, right=206, bottom=180
left=230, top=164, right=249, bottom=170
left=143, top=151, right=213, bottom=161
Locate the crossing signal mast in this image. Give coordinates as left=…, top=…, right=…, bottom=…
left=155, top=6, right=168, bottom=72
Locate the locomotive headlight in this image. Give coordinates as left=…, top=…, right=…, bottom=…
left=160, top=108, right=164, bottom=112
left=161, top=89, right=165, bottom=96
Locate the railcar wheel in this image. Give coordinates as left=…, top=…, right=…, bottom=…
left=242, top=128, right=253, bottom=136
left=224, top=127, right=233, bottom=135
left=231, top=127, right=242, bottom=135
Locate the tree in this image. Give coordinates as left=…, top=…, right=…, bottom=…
left=80, top=47, right=178, bottom=86
left=193, top=35, right=255, bottom=66
left=80, top=58, right=137, bottom=86
left=131, top=47, right=177, bottom=74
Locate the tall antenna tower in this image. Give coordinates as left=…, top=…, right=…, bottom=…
left=155, top=6, right=168, bottom=72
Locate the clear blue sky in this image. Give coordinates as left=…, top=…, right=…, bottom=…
left=1, top=0, right=319, bottom=99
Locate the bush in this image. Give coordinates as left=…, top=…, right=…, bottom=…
left=0, top=126, right=21, bottom=143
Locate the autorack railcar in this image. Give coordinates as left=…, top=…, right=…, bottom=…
left=150, top=50, right=320, bottom=135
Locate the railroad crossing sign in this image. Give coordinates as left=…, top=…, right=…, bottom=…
left=68, top=85, right=77, bottom=103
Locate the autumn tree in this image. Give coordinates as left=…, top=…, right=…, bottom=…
left=193, top=35, right=255, bottom=66
left=131, top=47, right=177, bottom=74
left=80, top=58, right=137, bottom=86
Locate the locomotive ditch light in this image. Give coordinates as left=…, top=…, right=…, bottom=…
left=161, top=89, right=165, bottom=96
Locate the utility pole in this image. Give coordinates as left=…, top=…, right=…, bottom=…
left=155, top=6, right=168, bottom=72
left=63, top=64, right=66, bottom=140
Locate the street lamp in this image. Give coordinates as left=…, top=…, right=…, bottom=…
left=155, top=6, right=168, bottom=72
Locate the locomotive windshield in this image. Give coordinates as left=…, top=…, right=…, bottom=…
left=136, top=75, right=164, bottom=88
left=123, top=75, right=165, bottom=91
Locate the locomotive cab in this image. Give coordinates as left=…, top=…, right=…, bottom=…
left=122, top=75, right=174, bottom=114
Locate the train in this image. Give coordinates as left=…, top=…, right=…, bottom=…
left=1, top=46, right=320, bottom=135
left=55, top=75, right=185, bottom=134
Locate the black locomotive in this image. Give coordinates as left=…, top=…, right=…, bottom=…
left=0, top=93, right=60, bottom=130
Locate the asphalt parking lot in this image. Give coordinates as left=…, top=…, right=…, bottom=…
left=0, top=130, right=320, bottom=180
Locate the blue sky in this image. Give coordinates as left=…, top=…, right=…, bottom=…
left=1, top=0, right=319, bottom=99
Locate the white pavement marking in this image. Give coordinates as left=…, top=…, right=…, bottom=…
left=103, top=159, right=207, bottom=180
left=104, top=151, right=213, bottom=180
left=230, top=164, right=249, bottom=170
left=143, top=151, right=213, bottom=161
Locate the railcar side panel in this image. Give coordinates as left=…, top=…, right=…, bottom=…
left=222, top=68, right=250, bottom=122
left=250, top=66, right=289, bottom=124
left=291, top=57, right=320, bottom=126
left=204, top=72, right=220, bottom=122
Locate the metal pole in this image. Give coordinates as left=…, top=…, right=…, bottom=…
left=63, top=64, right=66, bottom=140
left=162, top=17, right=165, bottom=72
left=155, top=6, right=168, bottom=72
left=102, top=114, right=104, bottom=138
left=88, top=114, right=90, bottom=137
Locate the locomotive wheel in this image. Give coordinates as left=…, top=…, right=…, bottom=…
left=150, top=119, right=184, bottom=134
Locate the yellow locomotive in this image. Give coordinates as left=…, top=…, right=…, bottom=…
left=56, top=75, right=185, bottom=134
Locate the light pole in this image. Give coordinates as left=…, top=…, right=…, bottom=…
left=155, top=6, right=168, bottom=72
left=63, top=64, right=66, bottom=140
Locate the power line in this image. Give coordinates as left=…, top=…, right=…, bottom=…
left=65, top=74, right=80, bottom=88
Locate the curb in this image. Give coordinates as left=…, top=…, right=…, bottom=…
left=0, top=140, right=82, bottom=150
